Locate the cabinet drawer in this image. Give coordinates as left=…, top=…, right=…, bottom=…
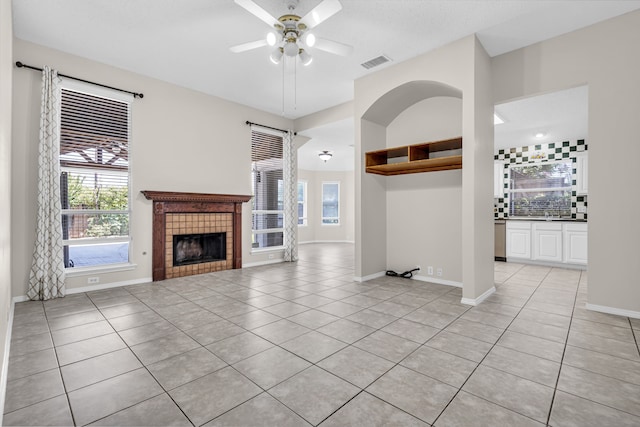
left=506, top=221, right=531, bottom=230
left=533, top=222, right=562, bottom=232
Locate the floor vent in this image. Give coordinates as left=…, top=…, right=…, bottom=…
left=361, top=54, right=392, bottom=70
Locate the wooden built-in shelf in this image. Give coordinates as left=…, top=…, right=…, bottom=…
left=365, top=137, right=462, bottom=176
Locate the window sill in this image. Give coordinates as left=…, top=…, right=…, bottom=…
left=321, top=223, right=341, bottom=227
left=250, top=246, right=284, bottom=255
left=65, top=263, right=137, bottom=278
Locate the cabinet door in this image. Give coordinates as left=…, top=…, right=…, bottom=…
left=494, top=162, right=504, bottom=198
left=576, top=153, right=588, bottom=195
left=533, top=225, right=563, bottom=262
left=507, top=228, right=531, bottom=259
left=564, top=230, right=588, bottom=265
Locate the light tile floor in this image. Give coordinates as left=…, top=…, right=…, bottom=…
left=4, top=243, right=640, bottom=426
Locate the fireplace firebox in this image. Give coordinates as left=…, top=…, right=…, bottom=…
left=173, top=232, right=226, bottom=266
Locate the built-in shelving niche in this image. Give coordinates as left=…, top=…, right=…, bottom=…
left=365, top=137, right=462, bottom=176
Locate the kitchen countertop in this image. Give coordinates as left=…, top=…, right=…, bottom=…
left=496, top=217, right=587, bottom=223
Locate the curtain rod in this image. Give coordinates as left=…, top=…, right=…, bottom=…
left=245, top=120, right=296, bottom=136
left=15, top=61, right=144, bottom=99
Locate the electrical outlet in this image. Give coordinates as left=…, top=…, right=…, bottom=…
left=87, top=277, right=99, bottom=284
left=437, top=268, right=443, bottom=277
left=427, top=266, right=434, bottom=275
left=416, top=265, right=421, bottom=271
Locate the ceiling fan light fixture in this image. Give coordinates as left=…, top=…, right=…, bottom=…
left=299, top=49, right=313, bottom=66
left=304, top=33, right=316, bottom=47
left=266, top=32, right=277, bottom=46
left=284, top=40, right=299, bottom=57
left=319, top=150, right=332, bottom=162
left=269, top=48, right=283, bottom=64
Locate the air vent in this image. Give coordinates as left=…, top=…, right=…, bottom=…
left=361, top=55, right=392, bottom=70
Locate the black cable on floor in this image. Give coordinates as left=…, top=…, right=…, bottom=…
left=385, top=268, right=420, bottom=279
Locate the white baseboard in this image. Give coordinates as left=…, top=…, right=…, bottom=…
left=461, top=286, right=496, bottom=306
left=354, top=271, right=386, bottom=282
left=0, top=299, right=15, bottom=427
left=412, top=275, right=463, bottom=288
left=586, top=303, right=640, bottom=320
left=506, top=258, right=586, bottom=271
left=67, top=277, right=152, bottom=294
left=13, top=277, right=153, bottom=302
left=299, top=240, right=355, bottom=245
left=243, top=258, right=284, bottom=268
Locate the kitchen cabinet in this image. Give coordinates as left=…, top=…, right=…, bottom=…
left=564, top=223, right=588, bottom=265
left=575, top=152, right=588, bottom=195
left=506, top=220, right=587, bottom=266
left=533, top=222, right=563, bottom=262
left=506, top=221, right=531, bottom=259
left=494, top=162, right=504, bottom=198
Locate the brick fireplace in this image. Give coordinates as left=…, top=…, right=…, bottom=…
left=141, top=191, right=251, bottom=281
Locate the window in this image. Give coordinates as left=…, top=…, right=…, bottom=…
left=322, top=182, right=340, bottom=225
left=509, top=161, right=572, bottom=218
left=59, top=83, right=132, bottom=269
left=297, top=181, right=307, bottom=226
left=251, top=129, right=284, bottom=249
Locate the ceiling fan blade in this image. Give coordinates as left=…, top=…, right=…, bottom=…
left=301, top=0, right=342, bottom=29
left=234, top=0, right=279, bottom=27
left=229, top=39, right=268, bottom=53
left=313, top=37, right=353, bottom=56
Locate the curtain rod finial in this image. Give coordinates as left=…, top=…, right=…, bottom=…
left=15, top=61, right=24, bottom=68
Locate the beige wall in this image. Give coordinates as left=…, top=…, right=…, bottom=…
left=385, top=97, right=463, bottom=282
left=297, top=169, right=354, bottom=243
left=492, top=9, right=640, bottom=314
left=354, top=35, right=494, bottom=300
left=11, top=39, right=293, bottom=297
left=0, top=0, right=13, bottom=415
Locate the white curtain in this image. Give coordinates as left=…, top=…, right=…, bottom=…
left=283, top=130, right=298, bottom=262
left=28, top=66, right=66, bottom=300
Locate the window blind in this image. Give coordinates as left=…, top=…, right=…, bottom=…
left=60, top=87, right=131, bottom=268
left=251, top=129, right=284, bottom=249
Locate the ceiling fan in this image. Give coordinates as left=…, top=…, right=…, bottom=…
left=230, top=0, right=353, bottom=66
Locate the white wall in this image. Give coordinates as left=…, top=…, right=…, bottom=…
left=11, top=39, right=293, bottom=297
left=492, top=9, right=640, bottom=315
left=385, top=97, right=463, bottom=281
left=0, top=0, right=13, bottom=418
left=354, top=35, right=494, bottom=300
left=298, top=169, right=354, bottom=243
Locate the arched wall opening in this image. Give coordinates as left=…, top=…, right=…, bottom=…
left=353, top=35, right=495, bottom=304
left=358, top=81, right=464, bottom=285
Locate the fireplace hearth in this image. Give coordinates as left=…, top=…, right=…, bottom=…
left=142, top=191, right=251, bottom=281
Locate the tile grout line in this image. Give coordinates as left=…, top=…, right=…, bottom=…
left=13, top=258, right=614, bottom=426
left=84, top=288, right=196, bottom=427
left=205, top=275, right=467, bottom=425
left=431, top=265, right=557, bottom=426
left=544, top=269, right=582, bottom=426
left=43, top=298, right=78, bottom=427
left=629, top=317, right=640, bottom=358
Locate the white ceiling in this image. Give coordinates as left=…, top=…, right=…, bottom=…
left=494, top=85, right=589, bottom=151
left=298, top=118, right=354, bottom=171
left=11, top=1, right=635, bottom=171
left=12, top=0, right=640, bottom=119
